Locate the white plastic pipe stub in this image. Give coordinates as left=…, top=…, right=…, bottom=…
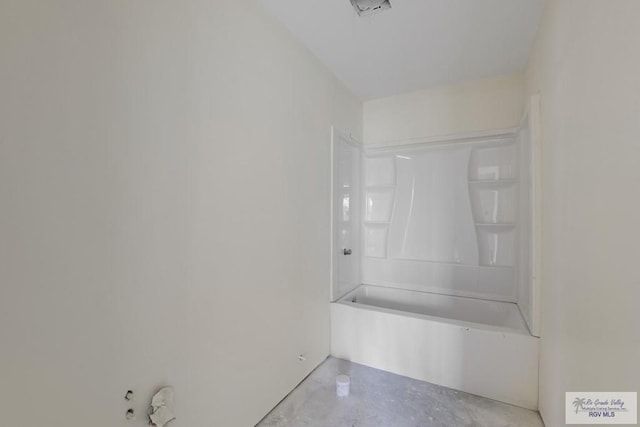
left=336, top=375, right=350, bottom=397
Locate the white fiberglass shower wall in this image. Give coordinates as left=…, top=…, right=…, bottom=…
left=360, top=127, right=538, bottom=334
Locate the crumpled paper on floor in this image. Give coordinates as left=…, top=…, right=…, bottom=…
left=149, top=386, right=176, bottom=427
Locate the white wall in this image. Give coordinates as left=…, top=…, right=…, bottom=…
left=526, top=1, right=640, bottom=425
left=363, top=74, right=524, bottom=144
left=0, top=1, right=361, bottom=426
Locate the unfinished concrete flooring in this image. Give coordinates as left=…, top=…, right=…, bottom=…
left=257, top=357, right=543, bottom=427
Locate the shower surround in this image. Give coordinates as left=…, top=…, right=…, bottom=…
left=330, top=118, right=540, bottom=409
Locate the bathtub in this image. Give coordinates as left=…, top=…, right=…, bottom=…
left=330, top=285, right=539, bottom=410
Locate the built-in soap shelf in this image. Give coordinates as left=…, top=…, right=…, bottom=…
left=364, top=187, right=395, bottom=222
left=363, top=156, right=396, bottom=259
left=363, top=219, right=390, bottom=258
left=469, top=143, right=518, bottom=268
left=364, top=187, right=394, bottom=258
left=469, top=182, right=517, bottom=224
left=468, top=144, right=517, bottom=181
left=476, top=225, right=516, bottom=267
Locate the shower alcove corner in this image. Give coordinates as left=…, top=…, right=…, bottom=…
left=330, top=110, right=541, bottom=410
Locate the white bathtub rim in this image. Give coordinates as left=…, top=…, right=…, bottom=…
left=361, top=278, right=517, bottom=305
left=338, top=284, right=532, bottom=337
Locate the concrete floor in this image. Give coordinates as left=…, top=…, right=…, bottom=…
left=257, top=357, right=544, bottom=427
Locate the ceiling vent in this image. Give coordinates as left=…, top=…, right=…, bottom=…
left=350, top=0, right=391, bottom=17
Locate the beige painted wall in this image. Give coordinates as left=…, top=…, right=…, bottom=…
left=0, top=1, right=361, bottom=426
left=526, top=1, right=640, bottom=425
left=363, top=74, right=524, bottom=144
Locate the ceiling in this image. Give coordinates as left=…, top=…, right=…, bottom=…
left=261, top=0, right=544, bottom=100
